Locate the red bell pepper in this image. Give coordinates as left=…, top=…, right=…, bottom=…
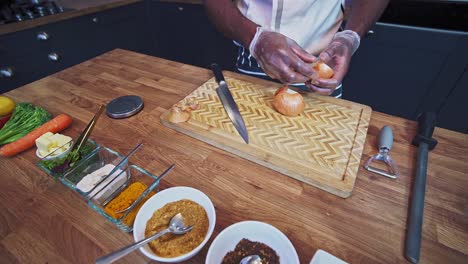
left=0, top=114, right=12, bottom=129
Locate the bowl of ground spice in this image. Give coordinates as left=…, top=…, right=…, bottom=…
left=133, top=186, right=216, bottom=262
left=206, top=221, right=300, bottom=264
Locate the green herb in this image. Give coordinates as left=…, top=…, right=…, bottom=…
left=40, top=143, right=95, bottom=172
left=0, top=103, right=51, bottom=144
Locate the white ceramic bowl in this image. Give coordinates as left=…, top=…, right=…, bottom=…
left=35, top=142, right=72, bottom=161
left=133, top=186, right=216, bottom=262
left=206, top=221, right=299, bottom=264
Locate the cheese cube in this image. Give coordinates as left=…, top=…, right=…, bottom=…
left=36, top=132, right=72, bottom=157
left=35, top=132, right=54, bottom=155
left=50, top=133, right=72, bottom=148
left=48, top=147, right=61, bottom=156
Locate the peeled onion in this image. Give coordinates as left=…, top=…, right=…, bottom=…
left=168, top=106, right=190, bottom=123
left=313, top=61, right=334, bottom=79
left=273, top=86, right=305, bottom=116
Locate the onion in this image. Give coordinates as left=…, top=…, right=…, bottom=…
left=186, top=98, right=200, bottom=110
left=168, top=106, right=190, bottom=123
left=313, top=61, right=334, bottom=79
left=273, top=86, right=305, bottom=116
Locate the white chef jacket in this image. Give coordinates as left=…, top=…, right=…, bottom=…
left=236, top=0, right=344, bottom=55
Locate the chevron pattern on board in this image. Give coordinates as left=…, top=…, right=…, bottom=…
left=161, top=76, right=371, bottom=197
left=182, top=78, right=360, bottom=177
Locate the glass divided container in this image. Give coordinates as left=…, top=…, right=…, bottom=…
left=87, top=164, right=161, bottom=232
left=61, top=146, right=125, bottom=196
left=63, top=146, right=161, bottom=232
left=36, top=139, right=100, bottom=179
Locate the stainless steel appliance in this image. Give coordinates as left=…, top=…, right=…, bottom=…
left=0, top=0, right=70, bottom=24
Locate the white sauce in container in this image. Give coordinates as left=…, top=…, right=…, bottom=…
left=77, top=164, right=127, bottom=202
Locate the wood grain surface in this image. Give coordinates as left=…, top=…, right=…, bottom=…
left=1, top=49, right=467, bottom=264
left=161, top=77, right=371, bottom=198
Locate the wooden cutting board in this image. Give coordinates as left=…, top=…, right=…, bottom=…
left=160, top=77, right=371, bottom=198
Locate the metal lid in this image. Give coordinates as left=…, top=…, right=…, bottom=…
left=106, top=95, right=144, bottom=119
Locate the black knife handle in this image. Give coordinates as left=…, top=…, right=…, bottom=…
left=417, top=112, right=437, bottom=138
left=211, top=63, right=225, bottom=83
left=412, top=112, right=438, bottom=150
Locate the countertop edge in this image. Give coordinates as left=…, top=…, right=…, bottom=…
left=0, top=0, right=142, bottom=36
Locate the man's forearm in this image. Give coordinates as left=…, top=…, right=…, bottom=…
left=204, top=0, right=257, bottom=48
left=345, top=0, right=389, bottom=37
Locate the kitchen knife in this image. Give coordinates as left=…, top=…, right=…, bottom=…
left=210, top=63, right=249, bottom=144
left=405, top=112, right=438, bottom=264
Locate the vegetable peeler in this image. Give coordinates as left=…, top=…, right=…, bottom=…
left=364, top=126, right=399, bottom=179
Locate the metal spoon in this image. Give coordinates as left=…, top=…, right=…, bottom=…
left=87, top=143, right=143, bottom=202
left=240, top=255, right=262, bottom=264
left=71, top=104, right=104, bottom=155
left=53, top=105, right=104, bottom=173
left=107, top=142, right=143, bottom=179
left=95, top=213, right=193, bottom=264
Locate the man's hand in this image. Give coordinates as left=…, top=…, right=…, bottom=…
left=250, top=28, right=318, bottom=84
left=306, top=30, right=360, bottom=95
left=306, top=0, right=389, bottom=95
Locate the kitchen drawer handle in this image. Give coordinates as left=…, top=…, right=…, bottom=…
left=92, top=17, right=99, bottom=23
left=0, top=67, right=14, bottom=78
left=37, top=31, right=50, bottom=41
left=367, top=30, right=375, bottom=36
left=48, top=52, right=60, bottom=62
left=177, top=6, right=184, bottom=11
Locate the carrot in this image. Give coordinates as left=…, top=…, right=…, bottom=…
left=0, top=114, right=72, bottom=157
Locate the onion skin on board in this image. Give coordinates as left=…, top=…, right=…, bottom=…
left=168, top=106, right=190, bottom=123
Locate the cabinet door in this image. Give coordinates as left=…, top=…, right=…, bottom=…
left=0, top=30, right=59, bottom=94
left=0, top=53, right=55, bottom=94
left=35, top=14, right=98, bottom=70
left=1, top=2, right=152, bottom=93
left=0, top=28, right=51, bottom=59
left=414, top=33, right=468, bottom=133
left=150, top=2, right=237, bottom=71
left=43, top=2, right=150, bottom=69
left=437, top=69, right=468, bottom=133
left=0, top=26, right=54, bottom=93
left=88, top=2, right=151, bottom=56
left=342, top=23, right=463, bottom=120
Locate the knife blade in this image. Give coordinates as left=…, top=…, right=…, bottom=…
left=211, top=63, right=249, bottom=144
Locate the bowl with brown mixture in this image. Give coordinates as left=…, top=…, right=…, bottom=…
left=206, top=221, right=299, bottom=264
left=133, top=186, right=216, bottom=262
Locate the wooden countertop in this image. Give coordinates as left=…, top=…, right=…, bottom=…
left=2, top=49, right=467, bottom=264
left=0, top=0, right=142, bottom=35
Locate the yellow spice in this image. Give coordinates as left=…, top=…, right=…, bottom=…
left=104, top=182, right=155, bottom=226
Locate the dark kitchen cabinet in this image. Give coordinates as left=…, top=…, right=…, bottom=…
left=415, top=33, right=468, bottom=133
left=342, top=0, right=468, bottom=133
left=436, top=69, right=468, bottom=134
left=43, top=2, right=152, bottom=70
left=0, top=27, right=56, bottom=92
left=342, top=22, right=468, bottom=129
left=0, top=2, right=152, bottom=94
left=149, top=2, right=237, bottom=71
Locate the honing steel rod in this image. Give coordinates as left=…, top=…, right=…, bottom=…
left=405, top=112, right=438, bottom=264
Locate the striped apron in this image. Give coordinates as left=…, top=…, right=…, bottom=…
left=234, top=0, right=345, bottom=98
